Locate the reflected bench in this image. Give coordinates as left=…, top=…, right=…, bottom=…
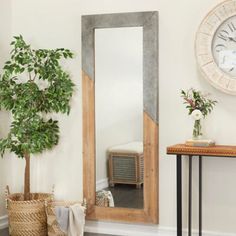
left=108, top=141, right=144, bottom=188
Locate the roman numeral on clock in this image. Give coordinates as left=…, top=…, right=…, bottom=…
left=215, top=44, right=226, bottom=53
left=228, top=22, right=236, bottom=32
left=218, top=30, right=229, bottom=41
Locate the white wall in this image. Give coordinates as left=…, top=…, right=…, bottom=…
left=0, top=0, right=236, bottom=234
left=95, top=27, right=143, bottom=182
left=9, top=0, right=84, bottom=201
left=0, top=0, right=13, bottom=217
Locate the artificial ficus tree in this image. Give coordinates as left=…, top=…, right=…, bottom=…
left=0, top=36, right=75, bottom=200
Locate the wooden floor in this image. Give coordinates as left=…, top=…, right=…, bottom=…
left=0, top=228, right=118, bottom=236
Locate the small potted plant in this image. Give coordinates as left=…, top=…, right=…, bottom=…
left=181, top=88, right=217, bottom=140
left=0, top=36, right=74, bottom=236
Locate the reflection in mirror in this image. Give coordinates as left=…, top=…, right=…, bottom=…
left=95, top=27, right=143, bottom=209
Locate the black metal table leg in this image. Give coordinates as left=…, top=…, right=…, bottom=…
left=177, top=154, right=182, bottom=236
left=188, top=156, right=192, bottom=236
left=199, top=156, right=202, bottom=236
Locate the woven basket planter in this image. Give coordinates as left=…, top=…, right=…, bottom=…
left=6, top=192, right=53, bottom=236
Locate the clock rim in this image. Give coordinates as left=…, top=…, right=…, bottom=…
left=195, top=0, right=236, bottom=95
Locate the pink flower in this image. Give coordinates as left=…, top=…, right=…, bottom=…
left=185, top=98, right=195, bottom=108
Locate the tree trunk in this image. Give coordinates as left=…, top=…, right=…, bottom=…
left=24, top=153, right=30, bottom=201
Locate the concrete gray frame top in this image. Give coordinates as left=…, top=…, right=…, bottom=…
left=82, top=11, right=159, bottom=123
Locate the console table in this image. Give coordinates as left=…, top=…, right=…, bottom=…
left=167, top=144, right=236, bottom=236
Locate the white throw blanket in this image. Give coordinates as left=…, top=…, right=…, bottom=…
left=102, top=190, right=114, bottom=207
left=55, top=204, right=85, bottom=236
left=55, top=206, right=69, bottom=233
left=68, top=204, right=85, bottom=236
left=107, top=191, right=114, bottom=207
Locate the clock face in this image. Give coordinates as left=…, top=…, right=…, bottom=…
left=195, top=0, right=236, bottom=95
left=212, top=16, right=236, bottom=78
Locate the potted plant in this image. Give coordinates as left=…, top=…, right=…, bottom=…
left=0, top=35, right=74, bottom=235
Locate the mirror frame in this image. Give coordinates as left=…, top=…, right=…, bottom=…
left=82, top=11, right=159, bottom=224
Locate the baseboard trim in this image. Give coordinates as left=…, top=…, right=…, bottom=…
left=2, top=214, right=236, bottom=236
left=96, top=178, right=109, bottom=191
left=85, top=220, right=236, bottom=236
left=85, top=221, right=173, bottom=236
left=0, top=215, right=8, bottom=230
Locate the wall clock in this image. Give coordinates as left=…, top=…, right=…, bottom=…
left=195, top=0, right=236, bottom=95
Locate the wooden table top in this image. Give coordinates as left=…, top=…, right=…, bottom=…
left=167, top=144, right=236, bottom=157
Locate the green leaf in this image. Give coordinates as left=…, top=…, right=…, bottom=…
left=0, top=35, right=75, bottom=158
left=181, top=88, right=217, bottom=117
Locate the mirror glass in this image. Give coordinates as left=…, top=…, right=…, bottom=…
left=95, top=27, right=143, bottom=209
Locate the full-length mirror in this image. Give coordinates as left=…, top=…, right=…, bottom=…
left=95, top=27, right=143, bottom=209
left=82, top=11, right=159, bottom=224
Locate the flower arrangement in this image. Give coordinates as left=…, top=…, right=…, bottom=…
left=181, top=88, right=217, bottom=139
